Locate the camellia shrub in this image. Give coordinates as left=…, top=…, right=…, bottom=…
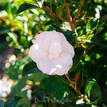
left=0, top=0, right=107, bottom=107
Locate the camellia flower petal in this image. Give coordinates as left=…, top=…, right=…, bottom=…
left=29, top=31, right=75, bottom=76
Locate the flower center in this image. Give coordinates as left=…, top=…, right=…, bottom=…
left=48, top=42, right=62, bottom=60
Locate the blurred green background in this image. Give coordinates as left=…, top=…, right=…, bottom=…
left=0, top=0, right=107, bottom=107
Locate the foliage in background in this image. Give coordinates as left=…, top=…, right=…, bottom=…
left=0, top=0, right=107, bottom=107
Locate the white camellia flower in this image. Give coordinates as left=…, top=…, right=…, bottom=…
left=29, top=31, right=75, bottom=75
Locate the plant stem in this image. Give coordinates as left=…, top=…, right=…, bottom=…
left=73, top=0, right=84, bottom=24
left=64, top=0, right=75, bottom=32
left=65, top=74, right=81, bottom=96
left=65, top=74, right=91, bottom=103
left=42, top=6, right=67, bottom=22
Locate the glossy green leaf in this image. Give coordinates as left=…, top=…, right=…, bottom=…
left=25, top=0, right=37, bottom=4
left=5, top=2, right=11, bottom=17
left=30, top=71, right=48, bottom=82
left=72, top=47, right=85, bottom=69
left=85, top=80, right=102, bottom=104
left=16, top=3, right=39, bottom=14
left=63, top=30, right=76, bottom=45
left=22, top=61, right=40, bottom=76
left=90, top=82, right=102, bottom=103
left=42, top=76, right=69, bottom=100
left=85, top=80, right=96, bottom=97
left=86, top=18, right=98, bottom=32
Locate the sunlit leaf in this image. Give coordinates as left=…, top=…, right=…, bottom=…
left=5, top=2, right=11, bottom=17
left=16, top=3, right=39, bottom=14
left=85, top=80, right=102, bottom=104
left=85, top=80, right=96, bottom=97
left=86, top=18, right=98, bottom=32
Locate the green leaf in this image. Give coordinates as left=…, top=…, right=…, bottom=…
left=96, top=26, right=104, bottom=35
left=63, top=30, right=76, bottom=45
left=25, top=0, right=37, bottom=4
left=10, top=76, right=28, bottom=96
left=90, top=83, right=102, bottom=104
left=5, top=65, right=19, bottom=80
left=5, top=2, right=11, bottom=18
left=33, top=0, right=38, bottom=4
left=0, top=28, right=10, bottom=34
left=86, top=18, right=98, bottom=32
left=31, top=71, right=48, bottom=82
left=15, top=91, right=30, bottom=107
left=85, top=80, right=96, bottom=97
left=22, top=61, right=40, bottom=76
left=85, top=80, right=102, bottom=104
left=16, top=3, right=39, bottom=14
left=6, top=92, right=30, bottom=107
left=72, top=47, right=85, bottom=69
left=42, top=76, right=69, bottom=100
left=56, top=3, right=68, bottom=17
